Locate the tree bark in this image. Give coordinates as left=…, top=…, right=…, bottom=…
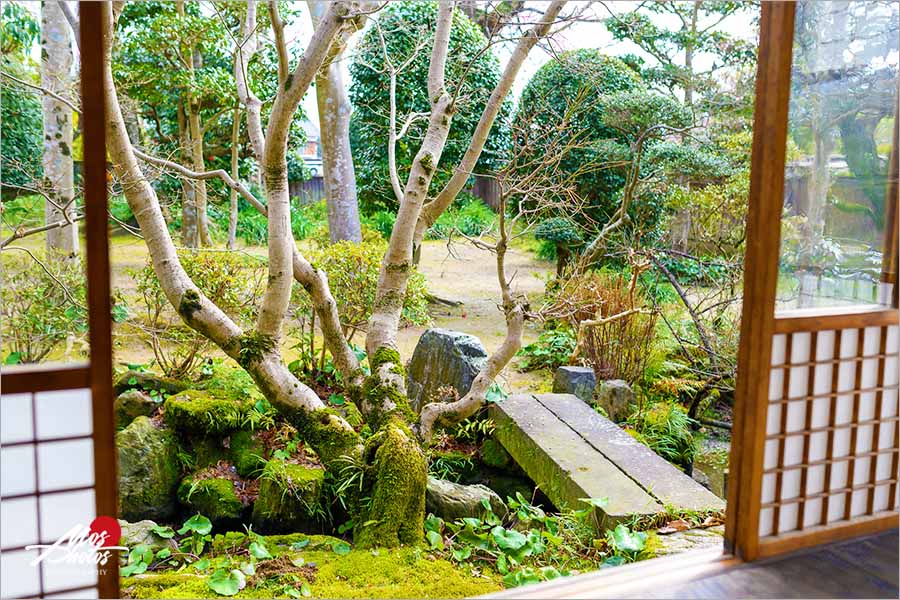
left=227, top=103, right=241, bottom=250
left=41, top=0, right=77, bottom=259
left=176, top=102, right=199, bottom=247
left=308, top=0, right=362, bottom=244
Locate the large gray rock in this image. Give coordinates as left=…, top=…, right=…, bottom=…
left=552, top=366, right=596, bottom=403
left=117, top=417, right=180, bottom=522
left=118, top=519, right=178, bottom=553
left=594, top=379, right=634, bottom=422
left=425, top=477, right=507, bottom=521
left=114, top=390, right=158, bottom=429
left=407, top=329, right=488, bottom=410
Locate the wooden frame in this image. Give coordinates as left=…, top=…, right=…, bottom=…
left=727, top=0, right=900, bottom=562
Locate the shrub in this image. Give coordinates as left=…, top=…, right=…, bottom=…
left=293, top=239, right=430, bottom=339
left=516, top=327, right=576, bottom=372
left=628, top=402, right=698, bottom=470
left=425, top=195, right=496, bottom=240
left=349, top=1, right=511, bottom=212
left=363, top=210, right=397, bottom=240
left=1, top=253, right=87, bottom=363
left=129, top=250, right=266, bottom=378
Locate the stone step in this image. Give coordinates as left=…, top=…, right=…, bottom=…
left=490, top=394, right=662, bottom=528
left=535, top=394, right=725, bottom=513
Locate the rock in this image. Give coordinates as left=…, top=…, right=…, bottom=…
left=552, top=366, right=596, bottom=403
left=163, top=390, right=252, bottom=435
left=114, top=370, right=187, bottom=396
left=656, top=525, right=725, bottom=556
left=230, top=430, right=266, bottom=477
left=407, top=329, right=488, bottom=411
left=481, top=474, right=533, bottom=505
left=425, top=477, right=507, bottom=521
left=594, top=379, right=634, bottom=423
left=114, top=390, right=159, bottom=429
left=117, top=417, right=180, bottom=522
left=118, top=519, right=177, bottom=553
left=480, top=438, right=511, bottom=470
left=692, top=467, right=713, bottom=492
left=251, top=460, right=326, bottom=534
left=177, top=475, right=243, bottom=521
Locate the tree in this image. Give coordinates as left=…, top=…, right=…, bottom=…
left=41, top=0, right=78, bottom=258
left=308, top=0, right=362, bottom=244
left=349, top=1, right=511, bottom=213
left=513, top=50, right=644, bottom=228
left=105, top=0, right=567, bottom=548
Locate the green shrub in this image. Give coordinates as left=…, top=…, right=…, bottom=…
left=1, top=252, right=87, bottom=363
left=628, top=402, right=697, bottom=470
left=363, top=210, right=397, bottom=240
left=425, top=195, right=496, bottom=240
left=516, top=328, right=576, bottom=372
left=292, top=200, right=329, bottom=240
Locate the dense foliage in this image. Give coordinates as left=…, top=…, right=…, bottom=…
left=349, top=1, right=511, bottom=212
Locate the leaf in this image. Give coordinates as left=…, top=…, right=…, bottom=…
left=300, top=582, right=312, bottom=597
left=495, top=552, right=508, bottom=574
left=291, top=538, right=310, bottom=550
left=579, top=497, right=609, bottom=509
left=424, top=514, right=443, bottom=534
left=179, top=514, right=212, bottom=536
left=485, top=383, right=507, bottom=404
left=129, top=544, right=154, bottom=566
left=331, top=540, right=351, bottom=556
left=156, top=548, right=172, bottom=559
left=193, top=558, right=211, bottom=571
left=665, top=519, right=691, bottom=531
left=291, top=556, right=305, bottom=567
left=127, top=376, right=138, bottom=386
left=540, top=566, right=562, bottom=580
left=151, top=524, right=176, bottom=539
left=337, top=520, right=354, bottom=534
left=249, top=541, right=272, bottom=559
left=240, top=561, right=256, bottom=576
left=491, top=526, right=527, bottom=552
left=327, top=393, right=346, bottom=406
left=120, top=561, right=147, bottom=577
left=285, top=587, right=302, bottom=599
left=207, top=569, right=244, bottom=596
left=3, top=352, right=22, bottom=365
left=425, top=530, right=444, bottom=550
left=451, top=546, right=471, bottom=562
left=602, top=556, right=627, bottom=567
left=608, top=524, right=648, bottom=554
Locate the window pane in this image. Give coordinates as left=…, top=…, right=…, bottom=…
left=778, top=0, right=899, bottom=310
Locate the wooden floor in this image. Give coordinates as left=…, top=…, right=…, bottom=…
left=486, top=529, right=899, bottom=599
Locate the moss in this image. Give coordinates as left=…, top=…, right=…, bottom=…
left=480, top=438, right=512, bottom=470
left=163, top=390, right=252, bottom=435
left=251, top=459, right=326, bottom=533
left=340, top=402, right=365, bottom=428
left=189, top=436, right=230, bottom=469
left=355, top=421, right=427, bottom=548
left=230, top=430, right=266, bottom=477
left=419, top=153, right=434, bottom=173
left=117, top=417, right=180, bottom=521
left=237, top=332, right=276, bottom=368
left=210, top=532, right=341, bottom=556
left=177, top=476, right=243, bottom=521
left=178, top=289, right=202, bottom=321
left=279, top=405, right=362, bottom=468
left=123, top=546, right=501, bottom=599
left=369, top=347, right=402, bottom=372
left=374, top=289, right=402, bottom=311
left=360, top=359, right=414, bottom=432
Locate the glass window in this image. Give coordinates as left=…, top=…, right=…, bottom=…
left=777, top=0, right=899, bottom=310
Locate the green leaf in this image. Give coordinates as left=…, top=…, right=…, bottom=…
left=485, top=383, right=507, bottom=404
left=240, top=561, right=256, bottom=576
left=602, top=556, right=627, bottom=567
left=129, top=544, right=154, bottom=566
left=327, top=393, right=346, bottom=406
left=425, top=530, right=444, bottom=550
left=111, top=304, right=129, bottom=323
left=424, top=514, right=443, bottom=534
left=331, top=540, right=351, bottom=556
left=285, top=587, right=302, bottom=599
left=120, top=561, right=147, bottom=577
left=128, top=376, right=138, bottom=385
left=300, top=582, right=312, bottom=597
left=3, top=352, right=22, bottom=365
left=579, top=497, right=609, bottom=509
left=541, top=566, right=562, bottom=580
left=495, top=552, right=508, bottom=574
left=451, top=546, right=471, bottom=562
left=151, top=524, right=176, bottom=539
left=207, top=569, right=245, bottom=596
left=608, top=524, right=647, bottom=555
left=249, top=541, right=272, bottom=559
left=291, top=538, right=310, bottom=550
left=337, top=520, right=354, bottom=534
left=193, top=558, right=211, bottom=571
left=179, top=514, right=212, bottom=536
left=491, top=526, right=528, bottom=552
left=156, top=548, right=172, bottom=559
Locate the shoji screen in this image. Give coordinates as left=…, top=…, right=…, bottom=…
left=728, top=0, right=899, bottom=561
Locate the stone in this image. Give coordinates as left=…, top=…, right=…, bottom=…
left=118, top=519, right=178, bottom=553
left=251, top=460, right=326, bottom=534
left=480, top=438, right=511, bottom=470
left=655, top=525, right=725, bottom=556
left=425, top=477, right=507, bottom=521
left=552, top=366, right=596, bottom=403
left=406, top=329, right=488, bottom=411
left=177, top=475, right=243, bottom=521
left=114, top=370, right=187, bottom=396
left=163, top=390, right=252, bottom=435
left=594, top=379, right=634, bottom=423
left=114, top=390, right=159, bottom=429
left=117, top=417, right=180, bottom=522
left=229, top=430, right=266, bottom=477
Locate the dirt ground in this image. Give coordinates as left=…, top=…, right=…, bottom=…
left=106, top=232, right=554, bottom=393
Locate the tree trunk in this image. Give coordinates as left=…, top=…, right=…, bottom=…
left=41, top=0, right=77, bottom=259
left=177, top=102, right=199, bottom=247
left=308, top=0, right=362, bottom=244
left=228, top=103, right=241, bottom=250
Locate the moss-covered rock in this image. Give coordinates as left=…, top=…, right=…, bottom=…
left=115, top=390, right=159, bottom=429
left=230, top=430, right=266, bottom=477
left=115, top=370, right=187, bottom=396
left=251, top=459, right=326, bottom=534
left=117, top=417, right=181, bottom=522
left=163, top=390, right=252, bottom=435
left=177, top=475, right=243, bottom=521
left=480, top=438, right=512, bottom=470
left=210, top=532, right=341, bottom=556
left=118, top=519, right=178, bottom=554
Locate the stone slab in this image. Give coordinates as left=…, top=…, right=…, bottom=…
left=535, top=394, right=725, bottom=512
left=490, top=394, right=661, bottom=528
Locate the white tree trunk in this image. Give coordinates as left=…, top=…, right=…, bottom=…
left=308, top=0, right=362, bottom=244
left=227, top=103, right=241, bottom=250
left=41, top=0, right=77, bottom=258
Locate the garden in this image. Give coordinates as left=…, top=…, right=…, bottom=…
left=2, top=1, right=895, bottom=597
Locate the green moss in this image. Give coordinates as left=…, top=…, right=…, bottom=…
left=279, top=406, right=362, bottom=468
left=117, top=417, right=181, bottom=521
left=123, top=546, right=501, bottom=598
left=230, top=430, right=266, bottom=477
left=369, top=347, right=402, bottom=373
left=340, top=402, right=365, bottom=428
left=210, top=532, right=341, bottom=556
left=177, top=476, right=243, bottom=520
left=480, top=438, right=511, bottom=470
left=189, top=436, right=230, bottom=469
left=355, top=422, right=427, bottom=548
left=178, top=288, right=202, bottom=321
left=163, top=390, right=252, bottom=435
left=251, top=459, right=326, bottom=533
left=237, top=332, right=276, bottom=368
